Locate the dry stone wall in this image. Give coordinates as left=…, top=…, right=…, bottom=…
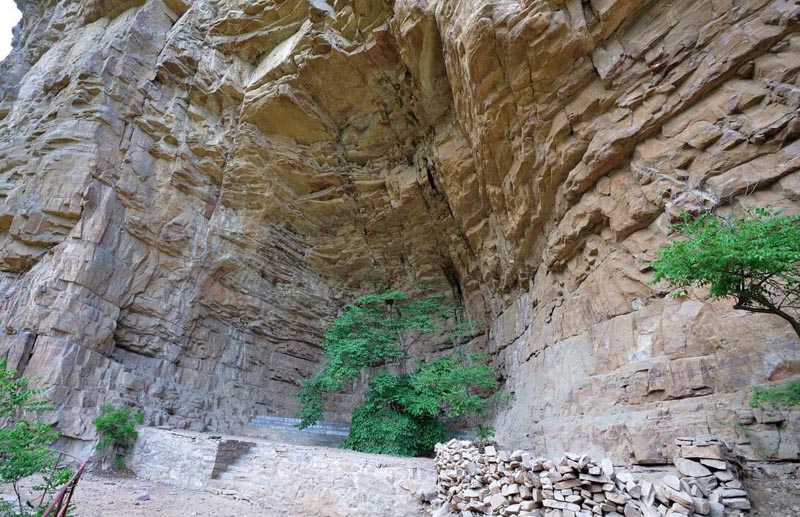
left=0, top=0, right=798, bottom=461
left=433, top=437, right=751, bottom=517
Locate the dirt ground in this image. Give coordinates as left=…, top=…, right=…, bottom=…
left=4, top=472, right=265, bottom=517
left=743, top=462, right=800, bottom=516
left=4, top=463, right=799, bottom=516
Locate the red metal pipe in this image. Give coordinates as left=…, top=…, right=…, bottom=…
left=40, top=451, right=87, bottom=517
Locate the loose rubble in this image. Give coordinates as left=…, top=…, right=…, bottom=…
left=433, top=436, right=750, bottom=517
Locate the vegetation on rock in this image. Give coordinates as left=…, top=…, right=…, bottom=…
left=749, top=379, right=800, bottom=410
left=93, top=404, right=144, bottom=469
left=0, top=359, right=73, bottom=516
left=651, top=208, right=800, bottom=338
left=476, top=424, right=495, bottom=443
left=297, top=289, right=499, bottom=456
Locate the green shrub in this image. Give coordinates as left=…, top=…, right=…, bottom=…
left=93, top=404, right=143, bottom=468
left=343, top=371, right=447, bottom=456
left=749, top=379, right=800, bottom=409
left=341, top=355, right=498, bottom=456
left=297, top=288, right=500, bottom=456
left=0, top=359, right=72, bottom=516
left=476, top=424, right=495, bottom=442
left=651, top=208, right=800, bottom=338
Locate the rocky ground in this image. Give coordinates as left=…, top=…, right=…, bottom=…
left=3, top=462, right=798, bottom=517
left=742, top=463, right=800, bottom=516
left=5, top=472, right=264, bottom=517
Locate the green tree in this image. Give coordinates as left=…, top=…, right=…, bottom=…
left=297, top=289, right=499, bottom=456
left=651, top=208, right=800, bottom=338
left=0, top=359, right=72, bottom=516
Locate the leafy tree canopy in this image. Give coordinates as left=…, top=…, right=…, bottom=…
left=651, top=207, right=800, bottom=338
left=297, top=289, right=499, bottom=456
left=0, top=359, right=72, bottom=516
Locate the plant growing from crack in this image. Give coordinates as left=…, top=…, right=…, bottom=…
left=749, top=379, right=800, bottom=410
left=93, top=404, right=144, bottom=470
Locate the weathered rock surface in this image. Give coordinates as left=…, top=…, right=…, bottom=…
left=0, top=0, right=798, bottom=461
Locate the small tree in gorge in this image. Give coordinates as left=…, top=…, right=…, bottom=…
left=0, top=359, right=73, bottom=516
left=651, top=208, right=800, bottom=339
left=297, top=289, right=499, bottom=456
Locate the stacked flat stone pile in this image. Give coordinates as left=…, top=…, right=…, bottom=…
left=674, top=437, right=750, bottom=513
left=433, top=437, right=750, bottom=517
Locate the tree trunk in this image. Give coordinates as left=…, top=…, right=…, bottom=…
left=787, top=315, right=800, bottom=340
left=735, top=299, right=800, bottom=340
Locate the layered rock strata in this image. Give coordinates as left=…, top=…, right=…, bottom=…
left=0, top=0, right=798, bottom=461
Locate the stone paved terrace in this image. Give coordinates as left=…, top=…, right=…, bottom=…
left=250, top=415, right=350, bottom=436
left=128, top=427, right=435, bottom=516
left=245, top=415, right=475, bottom=446
left=245, top=416, right=350, bottom=447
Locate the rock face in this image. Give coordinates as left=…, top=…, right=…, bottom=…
left=0, top=0, right=798, bottom=461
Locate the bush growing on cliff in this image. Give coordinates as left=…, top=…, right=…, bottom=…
left=651, top=208, right=800, bottom=339
left=296, top=289, right=499, bottom=456
left=93, top=404, right=143, bottom=469
left=0, top=359, right=72, bottom=516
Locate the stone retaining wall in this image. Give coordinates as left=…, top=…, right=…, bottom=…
left=129, top=428, right=219, bottom=489
left=128, top=427, right=436, bottom=516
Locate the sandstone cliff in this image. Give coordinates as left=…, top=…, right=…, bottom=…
left=0, top=0, right=798, bottom=464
